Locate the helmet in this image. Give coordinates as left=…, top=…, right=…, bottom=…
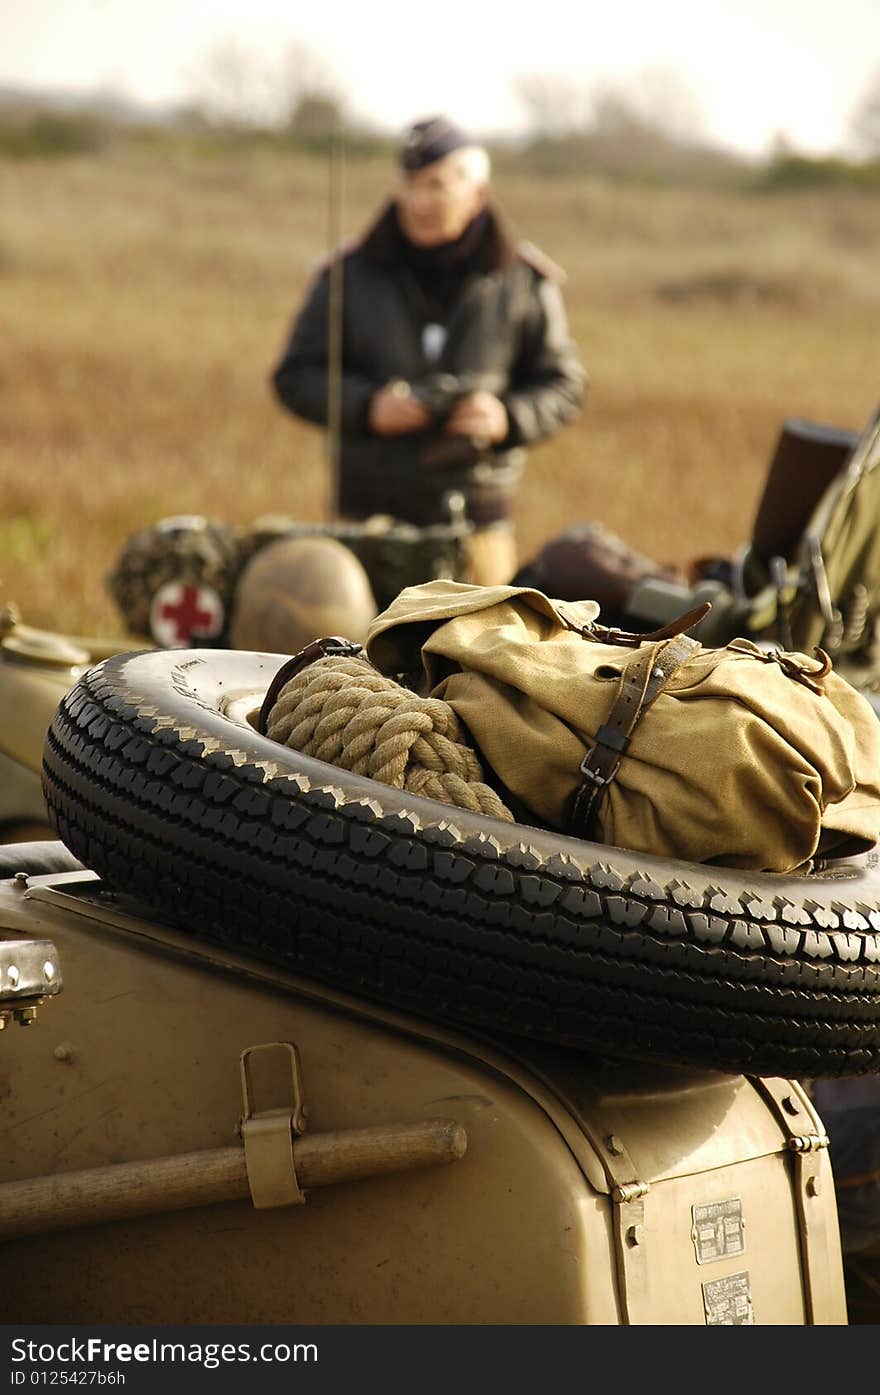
left=106, top=515, right=240, bottom=646
left=229, top=535, right=378, bottom=653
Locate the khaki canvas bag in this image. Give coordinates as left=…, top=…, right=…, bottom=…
left=366, top=580, right=880, bottom=874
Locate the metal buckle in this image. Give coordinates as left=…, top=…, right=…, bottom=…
left=579, top=759, right=610, bottom=787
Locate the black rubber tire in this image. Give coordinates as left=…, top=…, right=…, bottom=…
left=41, top=648, right=880, bottom=1078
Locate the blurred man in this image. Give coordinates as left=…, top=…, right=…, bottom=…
left=271, top=115, right=586, bottom=585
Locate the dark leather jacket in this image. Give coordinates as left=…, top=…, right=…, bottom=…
left=272, top=203, right=586, bottom=527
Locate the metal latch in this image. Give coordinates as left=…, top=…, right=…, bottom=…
left=0, top=937, right=62, bottom=1030
left=240, top=1042, right=308, bottom=1209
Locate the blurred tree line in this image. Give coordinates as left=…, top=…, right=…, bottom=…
left=2, top=40, right=880, bottom=192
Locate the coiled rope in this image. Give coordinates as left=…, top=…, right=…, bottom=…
left=264, top=655, right=513, bottom=821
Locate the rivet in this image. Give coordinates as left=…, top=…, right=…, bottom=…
left=782, top=1095, right=800, bottom=1116
left=6, top=965, right=19, bottom=988
left=43, top=961, right=55, bottom=982
left=53, top=1042, right=75, bottom=1063
left=626, top=1224, right=643, bottom=1247
left=807, top=1175, right=821, bottom=1197
left=606, top=1134, right=624, bottom=1156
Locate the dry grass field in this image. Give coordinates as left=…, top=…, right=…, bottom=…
left=2, top=142, right=879, bottom=637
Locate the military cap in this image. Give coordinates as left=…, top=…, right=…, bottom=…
left=399, top=115, right=471, bottom=171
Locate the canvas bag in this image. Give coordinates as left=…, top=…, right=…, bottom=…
left=365, top=580, right=880, bottom=873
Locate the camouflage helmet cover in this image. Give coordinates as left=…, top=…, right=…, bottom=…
left=106, top=515, right=241, bottom=645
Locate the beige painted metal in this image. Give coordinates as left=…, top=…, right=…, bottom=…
left=0, top=611, right=138, bottom=837
left=0, top=629, right=88, bottom=771
left=0, top=871, right=848, bottom=1325
left=0, top=750, right=54, bottom=837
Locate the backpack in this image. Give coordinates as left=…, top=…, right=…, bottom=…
left=365, top=580, right=880, bottom=873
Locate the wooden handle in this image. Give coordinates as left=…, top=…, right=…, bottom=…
left=0, top=1116, right=467, bottom=1239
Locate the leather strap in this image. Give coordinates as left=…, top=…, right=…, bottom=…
left=569, top=634, right=699, bottom=839
left=258, top=636, right=365, bottom=735
left=556, top=600, right=712, bottom=648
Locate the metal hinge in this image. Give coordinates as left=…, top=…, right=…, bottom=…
left=240, top=1041, right=309, bottom=1209
left=598, top=1132, right=651, bottom=1322
left=612, top=1180, right=650, bottom=1204
left=788, top=1133, right=831, bottom=1154
left=749, top=1076, right=844, bottom=1322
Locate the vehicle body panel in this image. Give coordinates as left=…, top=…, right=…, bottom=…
left=1, top=873, right=846, bottom=1325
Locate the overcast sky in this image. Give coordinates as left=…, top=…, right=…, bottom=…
left=5, top=0, right=880, bottom=156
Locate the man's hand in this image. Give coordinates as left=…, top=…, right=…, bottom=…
left=368, top=382, right=432, bottom=436
left=444, top=391, right=508, bottom=445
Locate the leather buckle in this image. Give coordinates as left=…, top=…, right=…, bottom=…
left=258, top=635, right=364, bottom=734
left=579, top=761, right=615, bottom=788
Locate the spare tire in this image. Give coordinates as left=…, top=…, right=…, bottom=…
left=41, top=648, right=880, bottom=1078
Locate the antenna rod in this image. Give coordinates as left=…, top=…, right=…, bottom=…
left=326, top=118, right=345, bottom=522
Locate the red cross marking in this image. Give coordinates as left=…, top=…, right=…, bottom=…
left=158, top=585, right=216, bottom=642
left=158, top=583, right=214, bottom=638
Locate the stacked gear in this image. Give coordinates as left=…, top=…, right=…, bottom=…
left=106, top=505, right=473, bottom=649
left=256, top=580, right=880, bottom=875
left=235, top=503, right=473, bottom=612
left=360, top=580, right=880, bottom=874
left=677, top=408, right=880, bottom=690
left=783, top=406, right=880, bottom=672
left=681, top=412, right=876, bottom=671
left=511, top=521, right=688, bottom=631
left=512, top=408, right=880, bottom=696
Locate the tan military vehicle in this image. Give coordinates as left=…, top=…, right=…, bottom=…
left=4, top=620, right=880, bottom=1327
left=5, top=408, right=880, bottom=1326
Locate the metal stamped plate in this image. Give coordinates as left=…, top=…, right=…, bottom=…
left=702, top=1270, right=754, bottom=1325
left=691, top=1198, right=745, bottom=1264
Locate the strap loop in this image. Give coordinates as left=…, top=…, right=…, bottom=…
left=570, top=634, right=700, bottom=839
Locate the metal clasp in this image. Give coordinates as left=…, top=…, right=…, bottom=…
left=727, top=637, right=832, bottom=694
left=240, top=1042, right=308, bottom=1209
